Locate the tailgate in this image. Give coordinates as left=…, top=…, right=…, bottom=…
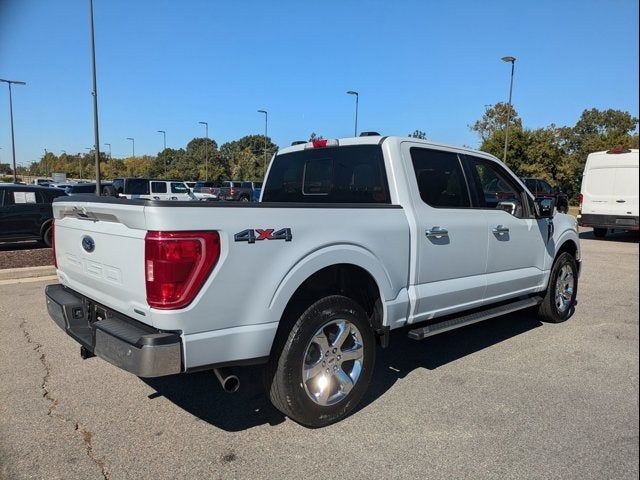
left=53, top=199, right=150, bottom=320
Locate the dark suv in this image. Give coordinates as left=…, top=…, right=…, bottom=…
left=0, top=184, right=67, bottom=246
left=219, top=181, right=254, bottom=202
left=521, top=178, right=569, bottom=213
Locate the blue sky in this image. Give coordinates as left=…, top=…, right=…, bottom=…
left=0, top=0, right=638, bottom=165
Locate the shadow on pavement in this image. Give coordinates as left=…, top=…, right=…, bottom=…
left=0, top=241, right=47, bottom=252
left=142, top=309, right=542, bottom=431
left=579, top=229, right=639, bottom=243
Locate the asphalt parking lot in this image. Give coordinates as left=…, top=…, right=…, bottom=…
left=1, top=230, right=638, bottom=480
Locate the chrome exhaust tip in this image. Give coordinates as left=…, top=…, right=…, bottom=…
left=213, top=368, right=240, bottom=393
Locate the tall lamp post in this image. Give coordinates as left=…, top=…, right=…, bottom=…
left=0, top=78, right=26, bottom=183
left=157, top=130, right=167, bottom=177
left=126, top=137, right=135, bottom=158
left=88, top=0, right=101, bottom=194
left=346, top=90, right=359, bottom=137
left=501, top=56, right=516, bottom=163
left=198, top=121, right=209, bottom=180
left=257, top=110, right=268, bottom=176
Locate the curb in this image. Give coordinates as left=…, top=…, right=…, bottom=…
left=0, top=265, right=56, bottom=281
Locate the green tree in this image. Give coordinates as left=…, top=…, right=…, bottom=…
left=408, top=130, right=427, bottom=139
left=470, top=102, right=521, bottom=142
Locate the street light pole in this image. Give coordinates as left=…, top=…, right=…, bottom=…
left=346, top=90, right=359, bottom=137
left=257, top=110, right=268, bottom=176
left=157, top=130, right=167, bottom=177
left=126, top=137, right=135, bottom=158
left=89, top=0, right=101, bottom=194
left=501, top=56, right=516, bottom=163
left=198, top=121, right=209, bottom=180
left=0, top=78, right=26, bottom=183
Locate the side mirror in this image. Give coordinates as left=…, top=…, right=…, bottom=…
left=497, top=201, right=517, bottom=216
left=536, top=197, right=555, bottom=218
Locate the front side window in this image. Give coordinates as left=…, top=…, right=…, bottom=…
left=538, top=180, right=553, bottom=194
left=151, top=182, right=167, bottom=193
left=171, top=182, right=188, bottom=194
left=464, top=156, right=525, bottom=217
left=410, top=148, right=470, bottom=208
left=263, top=145, right=390, bottom=203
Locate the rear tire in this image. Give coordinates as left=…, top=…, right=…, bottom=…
left=42, top=224, right=53, bottom=248
left=593, top=228, right=607, bottom=238
left=538, top=252, right=578, bottom=323
left=265, top=295, right=375, bottom=427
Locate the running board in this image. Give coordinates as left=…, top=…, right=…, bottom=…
left=408, top=296, right=543, bottom=340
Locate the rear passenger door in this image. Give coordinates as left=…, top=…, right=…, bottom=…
left=462, top=156, right=547, bottom=302
left=150, top=181, right=169, bottom=200
left=402, top=144, right=489, bottom=322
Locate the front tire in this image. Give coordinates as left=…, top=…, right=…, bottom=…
left=538, top=252, right=578, bottom=323
left=266, top=295, right=375, bottom=427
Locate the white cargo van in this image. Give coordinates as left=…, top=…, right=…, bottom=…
left=578, top=148, right=639, bottom=238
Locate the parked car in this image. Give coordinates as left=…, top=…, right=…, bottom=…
left=110, top=178, right=195, bottom=201
left=251, top=181, right=262, bottom=202
left=521, top=177, right=569, bottom=214
left=577, top=148, right=639, bottom=238
left=218, top=181, right=253, bottom=201
left=0, top=184, right=66, bottom=246
left=31, top=178, right=53, bottom=186
left=64, top=182, right=113, bottom=196
left=46, top=136, right=580, bottom=427
left=192, top=181, right=222, bottom=201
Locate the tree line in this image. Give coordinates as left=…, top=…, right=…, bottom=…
left=470, top=105, right=639, bottom=199
left=18, top=107, right=640, bottom=196
left=24, top=134, right=278, bottom=182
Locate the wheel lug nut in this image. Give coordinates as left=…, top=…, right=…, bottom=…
left=332, top=348, right=337, bottom=353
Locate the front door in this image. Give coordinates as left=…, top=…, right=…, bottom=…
left=462, top=155, right=548, bottom=302
left=401, top=143, right=489, bottom=323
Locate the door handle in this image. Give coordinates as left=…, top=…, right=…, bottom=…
left=492, top=225, right=510, bottom=235
left=616, top=199, right=626, bottom=203
left=426, top=226, right=449, bottom=238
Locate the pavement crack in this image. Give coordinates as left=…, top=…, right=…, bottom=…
left=19, top=320, right=59, bottom=416
left=75, top=423, right=110, bottom=480
left=19, top=320, right=110, bottom=479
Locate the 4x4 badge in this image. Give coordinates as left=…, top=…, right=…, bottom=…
left=234, top=228, right=292, bottom=244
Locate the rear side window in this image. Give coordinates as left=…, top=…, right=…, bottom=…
left=125, top=179, right=150, bottom=195
left=262, top=145, right=390, bottom=203
left=410, top=148, right=470, bottom=208
left=241, top=182, right=252, bottom=189
left=151, top=182, right=167, bottom=193
left=253, top=182, right=262, bottom=189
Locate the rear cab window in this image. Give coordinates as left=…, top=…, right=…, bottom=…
left=262, top=145, right=390, bottom=203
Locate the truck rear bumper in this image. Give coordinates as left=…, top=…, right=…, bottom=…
left=45, top=284, right=182, bottom=377
left=578, top=213, right=639, bottom=230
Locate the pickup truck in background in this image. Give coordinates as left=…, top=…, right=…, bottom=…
left=45, top=136, right=581, bottom=427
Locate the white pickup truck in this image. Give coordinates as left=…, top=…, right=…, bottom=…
left=45, top=136, right=581, bottom=427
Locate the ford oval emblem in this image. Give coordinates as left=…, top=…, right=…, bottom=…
left=82, top=235, right=95, bottom=253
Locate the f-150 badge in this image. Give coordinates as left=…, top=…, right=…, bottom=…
left=234, top=228, right=292, bottom=244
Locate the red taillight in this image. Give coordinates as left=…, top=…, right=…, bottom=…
left=305, top=139, right=339, bottom=149
left=578, top=193, right=583, bottom=206
left=208, top=187, right=215, bottom=194
left=312, top=139, right=328, bottom=148
left=51, top=220, right=58, bottom=269
left=230, top=188, right=237, bottom=195
left=145, top=231, right=220, bottom=310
